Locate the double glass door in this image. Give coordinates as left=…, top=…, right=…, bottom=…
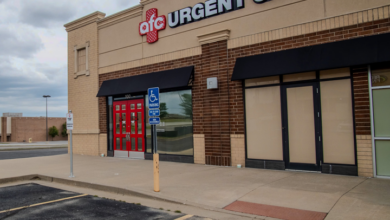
left=113, top=99, right=145, bottom=158
left=282, top=83, right=322, bottom=171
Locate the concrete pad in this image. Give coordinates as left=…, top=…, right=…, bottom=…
left=239, top=172, right=366, bottom=213
left=325, top=178, right=390, bottom=220
left=225, top=201, right=327, bottom=220
left=239, top=185, right=339, bottom=213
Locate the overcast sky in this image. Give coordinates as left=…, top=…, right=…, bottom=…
left=0, top=0, right=139, bottom=117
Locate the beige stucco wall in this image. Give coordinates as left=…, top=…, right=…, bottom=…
left=98, top=0, right=390, bottom=70
left=66, top=15, right=101, bottom=156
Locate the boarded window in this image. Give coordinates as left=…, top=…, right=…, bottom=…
left=77, top=48, right=86, bottom=71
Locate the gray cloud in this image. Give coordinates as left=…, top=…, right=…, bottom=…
left=0, top=58, right=67, bottom=117
left=0, top=27, right=44, bottom=59
left=19, top=1, right=76, bottom=28
left=116, top=0, right=136, bottom=7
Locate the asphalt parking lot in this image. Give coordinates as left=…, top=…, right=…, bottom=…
left=0, top=148, right=68, bottom=160
left=0, top=183, right=206, bottom=220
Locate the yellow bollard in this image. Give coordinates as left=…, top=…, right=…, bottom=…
left=153, top=153, right=160, bottom=192
left=29, top=138, right=32, bottom=143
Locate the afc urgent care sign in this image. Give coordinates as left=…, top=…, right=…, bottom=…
left=139, top=8, right=166, bottom=43
left=139, top=0, right=269, bottom=43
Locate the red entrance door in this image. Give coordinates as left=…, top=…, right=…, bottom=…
left=113, top=99, right=145, bottom=158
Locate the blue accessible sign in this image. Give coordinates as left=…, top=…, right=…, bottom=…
left=149, top=117, right=160, bottom=125
left=149, top=109, right=160, bottom=117
left=148, top=87, right=160, bottom=108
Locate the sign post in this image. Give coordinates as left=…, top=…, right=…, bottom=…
left=66, top=110, right=74, bottom=178
left=148, top=87, right=160, bottom=192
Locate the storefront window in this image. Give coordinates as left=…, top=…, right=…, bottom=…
left=146, top=90, right=193, bottom=156
left=320, top=79, right=355, bottom=164
left=245, top=86, right=283, bottom=160
left=370, top=65, right=390, bottom=177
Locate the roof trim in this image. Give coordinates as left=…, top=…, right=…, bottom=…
left=64, top=11, right=106, bottom=32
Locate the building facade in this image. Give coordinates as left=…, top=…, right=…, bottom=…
left=0, top=116, right=67, bottom=142
left=64, top=0, right=390, bottom=178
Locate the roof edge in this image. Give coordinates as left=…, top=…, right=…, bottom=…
left=64, top=11, right=106, bottom=32
left=97, top=4, right=143, bottom=29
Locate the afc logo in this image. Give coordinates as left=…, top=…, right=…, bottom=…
left=139, top=8, right=166, bottom=43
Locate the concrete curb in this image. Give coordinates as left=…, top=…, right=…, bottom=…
left=0, top=147, right=67, bottom=151
left=0, top=174, right=181, bottom=204
left=0, top=174, right=267, bottom=219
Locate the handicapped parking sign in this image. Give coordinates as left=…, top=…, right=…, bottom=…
left=148, top=87, right=160, bottom=108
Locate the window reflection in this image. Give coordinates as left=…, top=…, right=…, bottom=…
left=146, top=90, right=193, bottom=156
left=122, top=138, right=126, bottom=150
left=116, top=113, right=120, bottom=134
left=137, top=112, right=142, bottom=134
left=116, top=138, right=120, bottom=150
left=122, top=113, right=126, bottom=134
left=138, top=138, right=143, bottom=151
left=131, top=138, right=135, bottom=151
left=131, top=113, right=135, bottom=134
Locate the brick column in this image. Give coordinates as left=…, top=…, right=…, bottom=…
left=201, top=41, right=231, bottom=166
left=1, top=117, right=7, bottom=142
left=352, top=66, right=373, bottom=177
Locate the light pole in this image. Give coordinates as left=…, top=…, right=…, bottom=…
left=43, top=95, right=51, bottom=141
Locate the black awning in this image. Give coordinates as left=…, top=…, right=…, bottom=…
left=97, top=66, right=194, bottom=97
left=231, top=33, right=390, bottom=81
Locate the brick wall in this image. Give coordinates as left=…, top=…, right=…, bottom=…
left=67, top=17, right=101, bottom=156
left=226, top=19, right=389, bottom=173
left=98, top=18, right=389, bottom=169
left=352, top=66, right=371, bottom=135
left=10, top=117, right=67, bottom=142
left=0, top=117, right=6, bottom=142
left=226, top=18, right=390, bottom=133
left=201, top=41, right=231, bottom=166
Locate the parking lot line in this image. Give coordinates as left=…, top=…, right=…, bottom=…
left=0, top=194, right=88, bottom=214
left=174, top=214, right=193, bottom=220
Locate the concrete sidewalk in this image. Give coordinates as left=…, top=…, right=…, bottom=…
left=0, top=155, right=389, bottom=220
left=0, top=141, right=67, bottom=151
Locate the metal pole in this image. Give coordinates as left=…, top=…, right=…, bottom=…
left=69, top=110, right=74, bottom=178
left=154, top=125, right=158, bottom=153
left=46, top=98, right=48, bottom=141
left=153, top=124, right=160, bottom=192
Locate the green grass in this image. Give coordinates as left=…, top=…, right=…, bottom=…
left=174, top=210, right=181, bottom=213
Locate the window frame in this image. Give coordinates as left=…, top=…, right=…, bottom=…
left=73, top=41, right=90, bottom=79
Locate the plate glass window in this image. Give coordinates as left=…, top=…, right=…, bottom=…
left=371, top=67, right=390, bottom=177
left=146, top=90, right=193, bottom=155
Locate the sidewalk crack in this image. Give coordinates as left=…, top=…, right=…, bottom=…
left=326, top=178, right=369, bottom=216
